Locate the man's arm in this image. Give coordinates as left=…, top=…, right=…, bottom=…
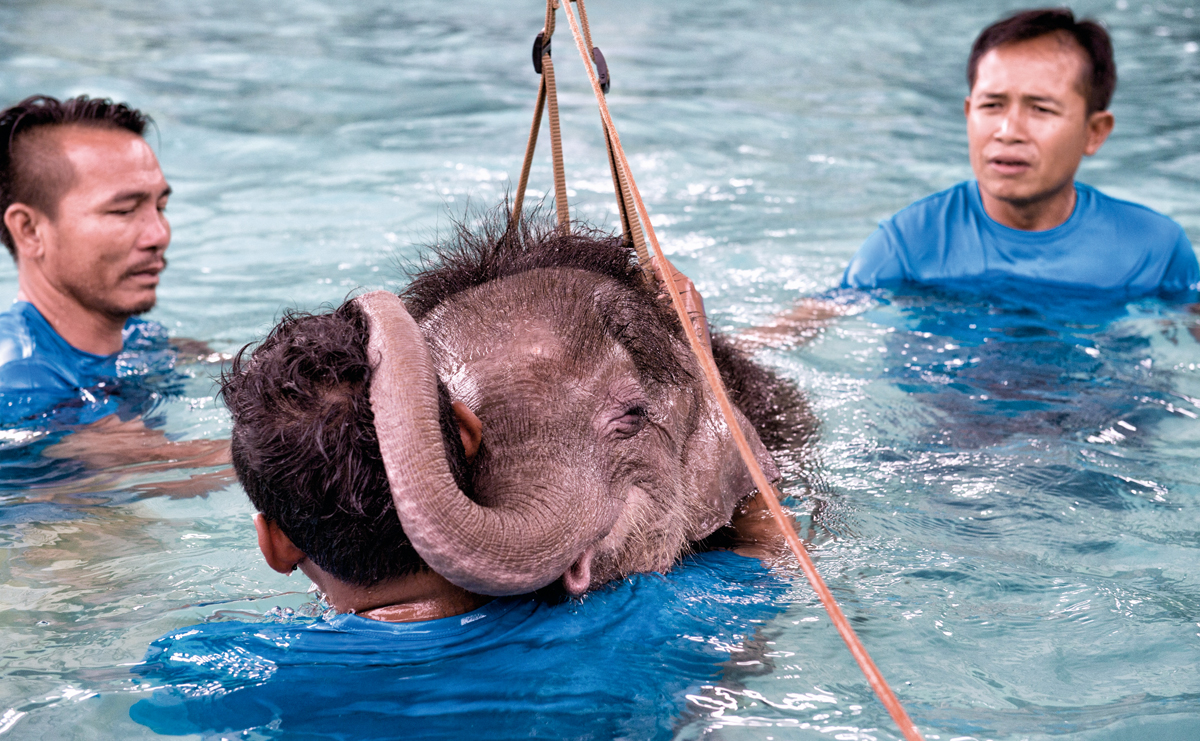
left=738, top=297, right=851, bottom=349
left=43, top=414, right=230, bottom=470
left=170, top=337, right=233, bottom=366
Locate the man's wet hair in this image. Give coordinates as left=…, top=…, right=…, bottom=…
left=967, top=8, right=1116, bottom=115
left=0, top=94, right=151, bottom=257
left=220, top=299, right=472, bottom=587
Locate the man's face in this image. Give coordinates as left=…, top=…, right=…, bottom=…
left=965, top=34, right=1113, bottom=208
left=38, top=125, right=171, bottom=319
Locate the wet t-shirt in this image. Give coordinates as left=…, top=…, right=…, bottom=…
left=842, top=181, right=1199, bottom=296
left=129, top=550, right=787, bottom=740
left=0, top=301, right=172, bottom=426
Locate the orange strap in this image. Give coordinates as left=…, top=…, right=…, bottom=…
left=555, top=2, right=925, bottom=739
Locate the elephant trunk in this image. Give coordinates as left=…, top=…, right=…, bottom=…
left=354, top=291, right=613, bottom=597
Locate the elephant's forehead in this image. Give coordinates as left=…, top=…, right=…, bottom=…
left=432, top=316, right=565, bottom=365
left=430, top=318, right=634, bottom=405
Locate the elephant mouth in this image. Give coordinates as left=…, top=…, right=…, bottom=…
left=562, top=547, right=595, bottom=595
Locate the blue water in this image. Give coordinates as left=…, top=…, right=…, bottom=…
left=1, top=0, right=1198, bottom=739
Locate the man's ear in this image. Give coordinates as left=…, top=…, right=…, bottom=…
left=253, top=513, right=307, bottom=575
left=1084, top=110, right=1115, bottom=156
left=3, top=203, right=47, bottom=262
left=451, top=401, right=482, bottom=463
left=963, top=96, right=971, bottom=118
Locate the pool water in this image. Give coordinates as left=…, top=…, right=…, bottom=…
left=1, top=0, right=1198, bottom=738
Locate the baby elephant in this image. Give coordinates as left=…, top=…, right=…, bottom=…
left=372, top=215, right=810, bottom=596
left=224, top=214, right=811, bottom=603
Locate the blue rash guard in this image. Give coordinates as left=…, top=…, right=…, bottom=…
left=0, top=301, right=173, bottom=426
left=842, top=181, right=1199, bottom=296
left=129, top=550, right=787, bottom=740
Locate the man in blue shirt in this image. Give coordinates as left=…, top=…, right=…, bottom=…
left=0, top=95, right=175, bottom=424
left=842, top=8, right=1199, bottom=295
left=127, top=300, right=787, bottom=738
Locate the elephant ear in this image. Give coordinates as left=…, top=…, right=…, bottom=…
left=680, top=372, right=780, bottom=542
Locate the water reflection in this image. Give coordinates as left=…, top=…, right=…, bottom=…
left=867, top=282, right=1195, bottom=449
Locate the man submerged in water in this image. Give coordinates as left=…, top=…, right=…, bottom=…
left=0, top=95, right=227, bottom=477
left=758, top=7, right=1199, bottom=347
left=842, top=8, right=1198, bottom=294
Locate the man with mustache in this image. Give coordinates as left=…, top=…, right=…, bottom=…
left=842, top=8, right=1198, bottom=295
left=0, top=95, right=174, bottom=422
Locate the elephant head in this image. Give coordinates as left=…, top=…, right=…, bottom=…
left=359, top=224, right=784, bottom=597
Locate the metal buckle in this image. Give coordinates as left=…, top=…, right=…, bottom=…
left=533, top=30, right=551, bottom=74
left=592, top=47, right=610, bottom=93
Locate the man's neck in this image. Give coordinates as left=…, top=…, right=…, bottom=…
left=301, top=563, right=492, bottom=623
left=979, top=181, right=1077, bottom=232
left=17, top=277, right=127, bottom=356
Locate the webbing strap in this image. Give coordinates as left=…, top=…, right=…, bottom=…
left=511, top=75, right=545, bottom=222
left=514, top=0, right=644, bottom=250
left=555, top=2, right=926, bottom=739
left=543, top=55, right=569, bottom=227
left=512, top=0, right=569, bottom=229
left=603, top=125, right=650, bottom=266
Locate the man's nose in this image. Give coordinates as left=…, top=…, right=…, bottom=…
left=995, top=109, right=1027, bottom=142
left=137, top=208, right=171, bottom=252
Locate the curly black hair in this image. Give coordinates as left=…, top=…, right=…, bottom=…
left=220, top=300, right=470, bottom=587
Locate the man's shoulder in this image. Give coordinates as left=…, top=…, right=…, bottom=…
left=0, top=302, right=71, bottom=385
left=0, top=303, right=37, bottom=368
left=879, top=181, right=982, bottom=255
left=887, top=181, right=975, bottom=227
left=1077, top=183, right=1188, bottom=240
left=121, top=316, right=170, bottom=353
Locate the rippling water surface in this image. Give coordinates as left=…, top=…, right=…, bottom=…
left=1, top=0, right=1198, bottom=738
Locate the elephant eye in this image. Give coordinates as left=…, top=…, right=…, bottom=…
left=612, top=405, right=648, bottom=438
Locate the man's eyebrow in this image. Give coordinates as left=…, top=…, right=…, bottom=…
left=1021, top=94, right=1063, bottom=105
left=107, top=185, right=172, bottom=204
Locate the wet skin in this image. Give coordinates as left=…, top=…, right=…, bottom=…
left=965, top=33, right=1114, bottom=232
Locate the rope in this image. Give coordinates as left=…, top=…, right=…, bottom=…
left=514, top=0, right=642, bottom=246
left=555, top=3, right=925, bottom=739
left=574, top=0, right=597, bottom=56
left=511, top=75, right=546, bottom=223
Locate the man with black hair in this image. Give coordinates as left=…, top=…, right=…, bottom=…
left=842, top=8, right=1198, bottom=294
left=222, top=300, right=490, bottom=621
left=0, top=94, right=173, bottom=421
left=129, top=296, right=788, bottom=738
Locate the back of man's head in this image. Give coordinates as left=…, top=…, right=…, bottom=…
left=221, top=299, right=471, bottom=587
left=0, top=95, right=150, bottom=257
left=968, top=8, right=1116, bottom=115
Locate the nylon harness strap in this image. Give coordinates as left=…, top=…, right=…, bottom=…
left=512, top=0, right=649, bottom=266
left=512, top=0, right=569, bottom=228
left=550, top=2, right=927, bottom=740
